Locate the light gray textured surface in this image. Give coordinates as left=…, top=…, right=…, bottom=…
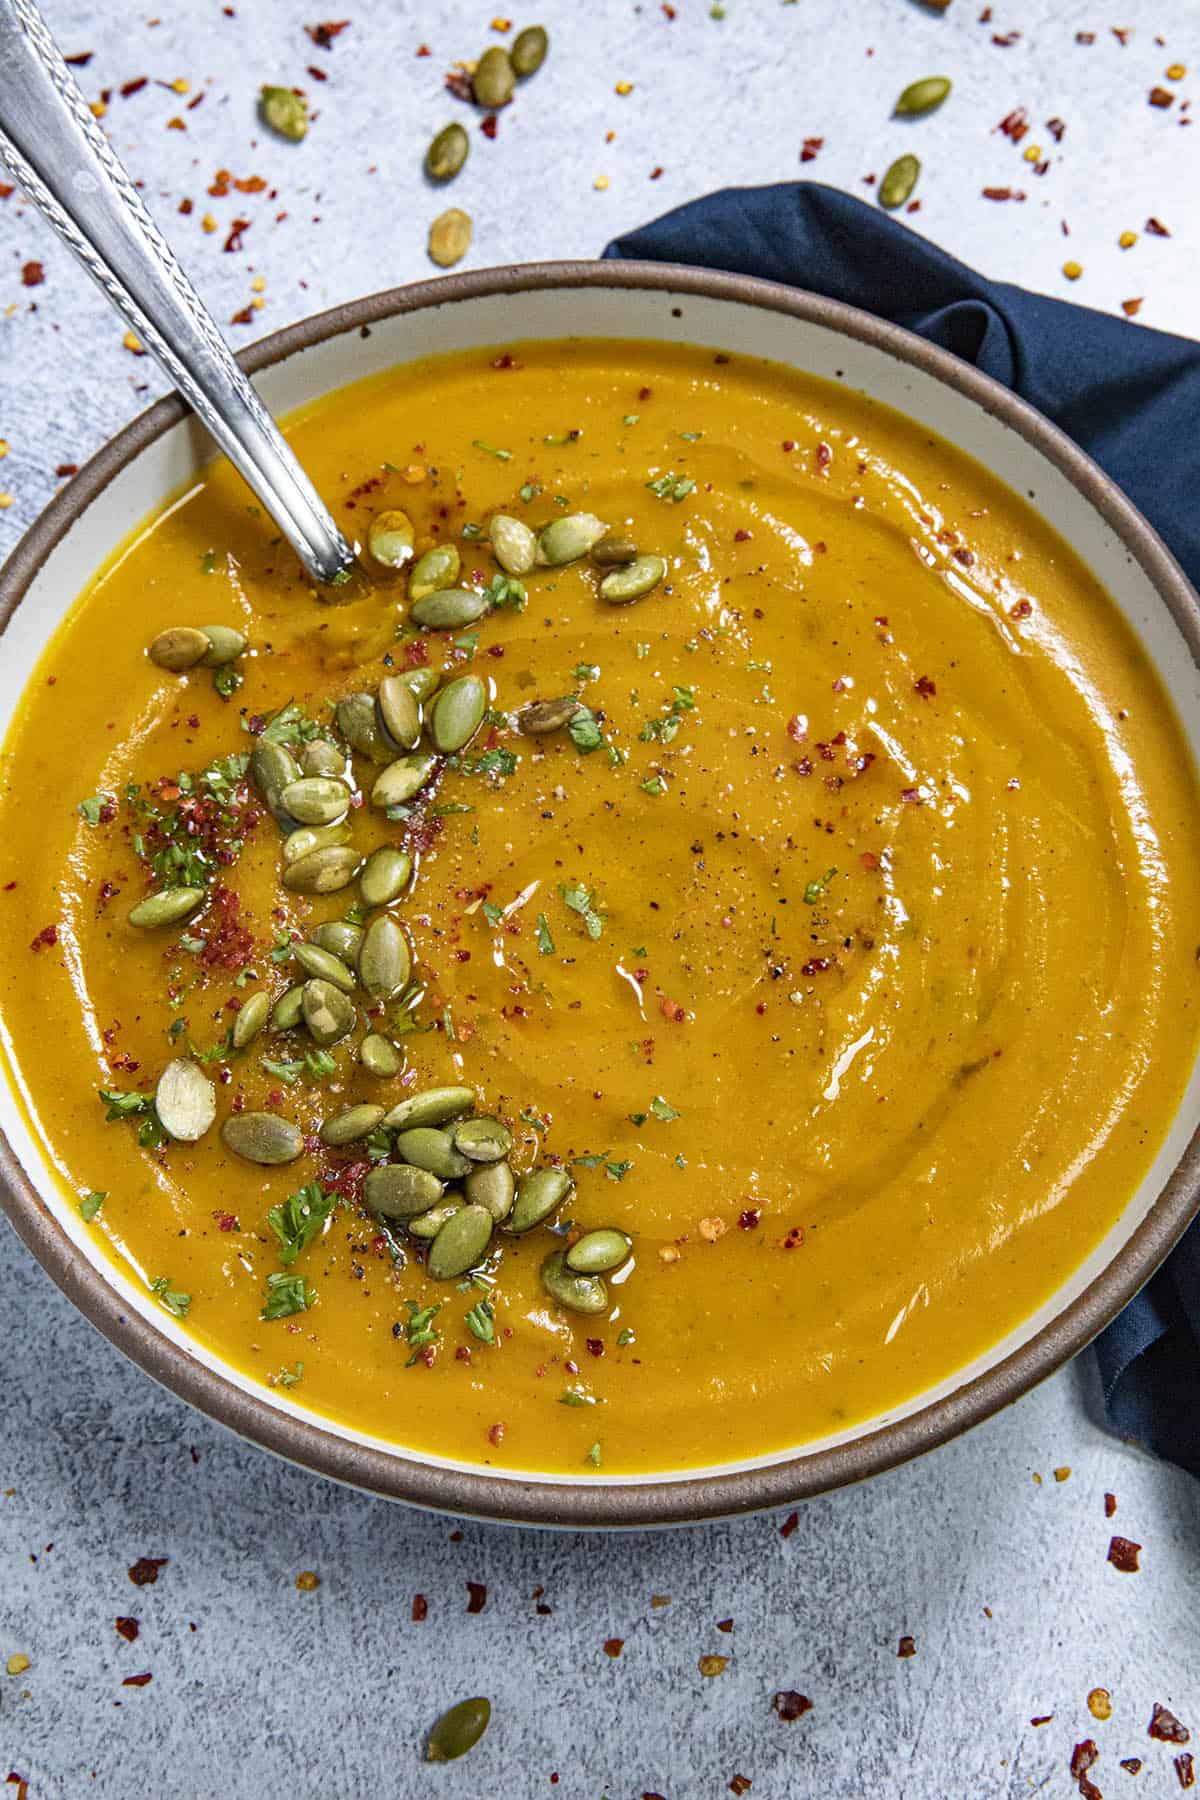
left=2, top=2, right=1198, bottom=1795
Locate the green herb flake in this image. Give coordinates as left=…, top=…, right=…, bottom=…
left=572, top=1152, right=609, bottom=1169
left=586, top=1441, right=602, bottom=1467
left=622, top=413, right=640, bottom=426
left=486, top=572, right=526, bottom=611
left=277, top=1361, right=304, bottom=1388
left=675, top=1152, right=687, bottom=1170
left=560, top=882, right=605, bottom=940
left=519, top=482, right=541, bottom=504
left=454, top=633, right=479, bottom=658
left=536, top=912, right=555, bottom=956
left=640, top=775, right=666, bottom=797
left=650, top=1095, right=680, bottom=1122
left=465, top=1298, right=495, bottom=1345
left=647, top=472, right=696, bottom=504
left=560, top=1388, right=595, bottom=1407
left=482, top=900, right=504, bottom=928
left=617, top=1327, right=636, bottom=1347
left=260, top=700, right=321, bottom=748
left=605, top=1159, right=634, bottom=1182
left=78, top=794, right=111, bottom=826
left=98, top=1087, right=153, bottom=1122
left=460, top=521, right=483, bottom=540
left=567, top=705, right=605, bottom=755
left=268, top=1181, right=335, bottom=1267
left=404, top=1299, right=443, bottom=1365
left=472, top=439, right=512, bottom=461
left=573, top=661, right=600, bottom=683
left=803, top=867, right=839, bottom=905
left=150, top=1275, right=191, bottom=1318
left=200, top=550, right=217, bottom=575
left=261, top=1272, right=316, bottom=1321
left=212, top=665, right=242, bottom=701
left=465, top=747, right=519, bottom=782
left=79, top=1190, right=107, bottom=1221
left=520, top=1106, right=549, bottom=1134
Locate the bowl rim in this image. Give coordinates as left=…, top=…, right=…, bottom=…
left=3, top=256, right=1199, bottom=1527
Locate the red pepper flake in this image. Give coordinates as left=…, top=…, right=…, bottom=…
left=815, top=440, right=832, bottom=473
left=738, top=1208, right=761, bottom=1229
left=991, top=30, right=1021, bottom=45
left=119, top=77, right=148, bottom=97
left=1122, top=298, right=1144, bottom=317
left=779, top=1511, right=799, bottom=1539
left=997, top=105, right=1029, bottom=141
left=1031, top=1716, right=1055, bottom=1727
left=416, top=43, right=431, bottom=56
left=21, top=261, right=44, bottom=287
left=1010, top=598, right=1033, bottom=619
left=64, top=50, right=93, bottom=64
left=1111, top=27, right=1131, bottom=45
left=785, top=715, right=807, bottom=743
left=1046, top=116, right=1067, bottom=142
left=122, top=1671, right=153, bottom=1687
left=466, top=1581, right=487, bottom=1613
left=56, top=462, right=79, bottom=477
left=659, top=995, right=686, bottom=1023
left=603, top=1638, right=624, bottom=1658
left=585, top=1337, right=604, bottom=1357
left=491, top=352, right=517, bottom=369
left=1107, top=1535, right=1141, bottom=1573
left=305, top=19, right=349, bottom=48
left=1121, top=1761, right=1142, bottom=1775
left=487, top=1421, right=505, bottom=1446
left=128, top=1556, right=168, bottom=1586
left=214, top=1211, right=238, bottom=1232
left=480, top=113, right=499, bottom=138
left=734, top=528, right=752, bottom=542
left=953, top=546, right=976, bottom=566
left=404, top=637, right=430, bottom=667
left=982, top=187, right=1026, bottom=201
left=716, top=1618, right=734, bottom=1633
left=29, top=924, right=58, bottom=952
left=772, top=1690, right=813, bottom=1721
left=115, top=1617, right=139, bottom=1642
left=230, top=305, right=255, bottom=325
left=445, top=68, right=474, bottom=101
left=307, top=64, right=327, bottom=81
left=1177, top=1754, right=1196, bottom=1789
left=900, top=786, right=924, bottom=805
left=223, top=218, right=250, bottom=253
left=661, top=2, right=676, bottom=15
left=1149, top=86, right=1174, bottom=107
left=412, top=1594, right=428, bottom=1622
left=1071, top=1740, right=1102, bottom=1800
left=649, top=166, right=664, bottom=180
left=914, top=674, right=936, bottom=699
left=1104, top=1492, right=1117, bottom=1517
left=778, top=1225, right=805, bottom=1249
left=730, top=1779, right=752, bottom=1797
left=1150, top=1704, right=1190, bottom=1744
left=1076, top=29, right=1095, bottom=42
left=1145, top=216, right=1171, bottom=236
left=801, top=957, right=831, bottom=976
left=800, top=136, right=823, bottom=162
left=897, top=1635, right=917, bottom=1658
left=5, top=1776, right=29, bottom=1800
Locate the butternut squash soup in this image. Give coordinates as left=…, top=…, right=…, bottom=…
left=1, top=339, right=1197, bottom=1476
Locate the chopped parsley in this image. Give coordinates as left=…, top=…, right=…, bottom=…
left=567, top=705, right=605, bottom=755
left=79, top=1191, right=106, bottom=1221
left=650, top=1095, right=680, bottom=1122
left=261, top=1272, right=316, bottom=1321
left=78, top=794, right=111, bottom=826
left=99, top=1088, right=166, bottom=1149
left=617, top=1327, right=636, bottom=1347
left=640, top=775, right=666, bottom=797
left=803, top=867, right=839, bottom=905
left=150, top=1276, right=191, bottom=1318
left=464, top=747, right=519, bottom=781
left=520, top=1106, right=549, bottom=1134
left=403, top=1299, right=443, bottom=1365
left=486, top=572, right=526, bottom=610
left=560, top=1388, right=595, bottom=1407
left=560, top=882, right=605, bottom=940
left=277, top=1361, right=304, bottom=1388
left=639, top=713, right=681, bottom=745
left=622, top=413, right=640, bottom=426
left=647, top=471, right=696, bottom=503
left=258, top=700, right=322, bottom=747
left=212, top=665, right=242, bottom=701
left=482, top=900, right=504, bottom=928
left=465, top=1299, right=495, bottom=1345
left=472, top=439, right=512, bottom=461
left=200, top=550, right=217, bottom=575
left=572, top=661, right=600, bottom=682
left=519, top=481, right=541, bottom=504
left=267, top=1181, right=335, bottom=1267
left=536, top=912, right=555, bottom=956
left=261, top=1049, right=337, bottom=1085
left=586, top=1441, right=602, bottom=1467
left=606, top=1159, right=633, bottom=1182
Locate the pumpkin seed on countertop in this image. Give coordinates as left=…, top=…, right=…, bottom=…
left=428, top=208, right=472, bottom=270
left=221, top=1110, right=303, bottom=1164
left=426, top=1696, right=492, bottom=1764
left=395, top=1126, right=471, bottom=1180
left=260, top=84, right=308, bottom=142
left=360, top=1033, right=403, bottom=1078
left=408, top=544, right=461, bottom=603
left=371, top=754, right=438, bottom=809
left=566, top=1227, right=632, bottom=1274
left=309, top=920, right=364, bottom=964
left=366, top=508, right=416, bottom=570
left=155, top=1058, right=216, bottom=1143
left=464, top=1159, right=515, bottom=1222
left=541, top=1247, right=608, bottom=1313
left=472, top=45, right=515, bottom=107
left=376, top=674, right=422, bottom=750
left=517, top=694, right=582, bottom=735
left=406, top=1198, right=463, bottom=1239
left=507, top=1166, right=573, bottom=1233
left=282, top=845, right=362, bottom=895
left=894, top=75, right=952, bottom=115
left=591, top=534, right=638, bottom=567
left=198, top=625, right=246, bottom=666
left=279, top=776, right=351, bottom=827
left=357, top=913, right=411, bottom=1000
left=427, top=1203, right=493, bottom=1280
left=538, top=512, right=608, bottom=566
left=293, top=940, right=358, bottom=993
left=320, top=1103, right=387, bottom=1147
left=336, top=692, right=394, bottom=764
left=301, top=977, right=356, bottom=1046
left=359, top=845, right=414, bottom=908
left=250, top=739, right=302, bottom=822
left=489, top=514, right=537, bottom=576
left=510, top=24, right=548, bottom=77
left=600, top=553, right=666, bottom=605
left=879, top=153, right=920, bottom=210
left=231, top=988, right=271, bottom=1049
left=409, top=587, right=488, bottom=630
left=365, top=1161, right=444, bottom=1219
left=148, top=626, right=209, bottom=671
left=283, top=821, right=352, bottom=865
left=430, top=675, right=486, bottom=754
left=425, top=121, right=469, bottom=182
left=298, top=739, right=347, bottom=779
left=452, top=1115, right=512, bottom=1163
left=270, top=985, right=305, bottom=1032
left=128, top=886, right=206, bottom=930
left=381, top=1085, right=475, bottom=1131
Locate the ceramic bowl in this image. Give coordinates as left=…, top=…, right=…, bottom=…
left=3, top=262, right=1199, bottom=1526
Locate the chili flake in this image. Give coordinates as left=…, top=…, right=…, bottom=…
left=603, top=1638, right=624, bottom=1657
left=127, top=1556, right=168, bottom=1586
left=115, top=1617, right=139, bottom=1642
left=897, top=1635, right=917, bottom=1658
left=1071, top=1740, right=1102, bottom=1800
left=466, top=1580, right=487, bottom=1613
left=773, top=1691, right=813, bottom=1721
left=121, top=1671, right=153, bottom=1687
left=1107, top=1535, right=1141, bottom=1573
left=1149, top=1704, right=1190, bottom=1744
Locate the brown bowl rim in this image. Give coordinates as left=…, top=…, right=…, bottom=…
left=2, top=258, right=1199, bottom=1527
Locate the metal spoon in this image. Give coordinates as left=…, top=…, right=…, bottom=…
left=0, top=0, right=356, bottom=587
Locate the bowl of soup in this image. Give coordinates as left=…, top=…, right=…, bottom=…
left=2, top=263, right=1198, bottom=1527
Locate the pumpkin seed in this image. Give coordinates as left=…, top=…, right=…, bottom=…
left=359, top=844, right=413, bottom=908
left=409, top=544, right=461, bottom=603
left=472, top=45, right=515, bottom=107
left=489, top=513, right=537, bottom=576
left=280, top=776, right=351, bottom=827
left=428, top=207, right=472, bottom=269
left=452, top=1115, right=512, bottom=1163
left=198, top=624, right=246, bottom=666
left=895, top=75, right=951, bottom=116
left=382, top=1086, right=475, bottom=1131
left=540, top=1247, right=608, bottom=1314
left=508, top=1166, right=573, bottom=1233
left=375, top=675, right=421, bottom=751
left=336, top=692, right=393, bottom=764
left=251, top=739, right=302, bottom=822
left=148, top=626, right=209, bottom=671
left=566, top=1227, right=631, bottom=1274
left=360, top=1033, right=403, bottom=1078
left=398, top=664, right=441, bottom=703
left=293, top=941, right=357, bottom=993
left=591, top=534, right=638, bottom=567
left=425, top=121, right=469, bottom=182
left=538, top=512, right=608, bottom=566
left=221, top=1110, right=303, bottom=1165
left=426, top=1696, right=491, bottom=1763
left=309, top=920, right=364, bottom=964
left=282, top=845, right=362, bottom=894
left=155, top=1058, right=216, bottom=1142
left=270, top=985, right=305, bottom=1032
left=231, top=988, right=271, bottom=1049
left=464, top=1159, right=515, bottom=1222
left=879, top=153, right=920, bottom=210
left=365, top=1162, right=443, bottom=1219
left=410, top=587, right=488, bottom=630
left=407, top=1198, right=463, bottom=1239
left=358, top=913, right=411, bottom=1000
left=430, top=675, right=486, bottom=754
left=320, top=1103, right=387, bottom=1147
left=511, top=24, right=548, bottom=76
left=260, top=84, right=307, bottom=142
left=367, top=508, right=415, bottom=570
left=301, top=978, right=356, bottom=1046
left=428, top=1203, right=493, bottom=1280
left=128, top=886, right=206, bottom=929
left=299, top=739, right=346, bottom=779
left=371, top=754, right=438, bottom=809
left=283, top=821, right=352, bottom=865
left=517, top=694, right=582, bottom=735
left=600, top=553, right=666, bottom=605
left=395, top=1126, right=471, bottom=1179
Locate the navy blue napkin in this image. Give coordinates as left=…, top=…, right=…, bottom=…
left=606, top=181, right=1200, bottom=1477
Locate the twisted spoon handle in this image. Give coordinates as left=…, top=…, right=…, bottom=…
left=0, top=0, right=356, bottom=586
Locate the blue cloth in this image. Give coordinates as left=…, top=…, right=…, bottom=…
left=605, top=181, right=1200, bottom=1477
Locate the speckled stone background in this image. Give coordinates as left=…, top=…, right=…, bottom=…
left=2, top=2, right=1199, bottom=1795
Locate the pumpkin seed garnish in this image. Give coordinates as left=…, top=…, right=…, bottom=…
left=155, top=1058, right=216, bottom=1143
left=282, top=845, right=362, bottom=894
left=199, top=625, right=246, bottom=666
left=301, top=978, right=356, bottom=1047
left=508, top=1166, right=573, bottom=1233
left=395, top=1126, right=471, bottom=1180
left=591, top=534, right=638, bottom=567
left=600, top=553, right=666, bottom=604
left=231, top=988, right=271, bottom=1050
left=426, top=121, right=470, bottom=182
left=895, top=75, right=951, bottom=116
left=489, top=513, right=538, bottom=575
left=511, top=24, right=548, bottom=76
left=376, top=673, right=422, bottom=750
left=148, top=626, right=209, bottom=671
left=365, top=1162, right=444, bottom=1219
left=366, top=508, right=416, bottom=570
left=430, top=675, right=487, bottom=754
left=428, top=208, right=472, bottom=269
left=371, top=753, right=438, bottom=810
left=279, top=776, right=351, bottom=827
left=382, top=1085, right=475, bottom=1131
left=541, top=1247, right=608, bottom=1313
left=260, top=85, right=308, bottom=142
left=879, top=153, right=920, bottom=209
left=360, top=1033, right=403, bottom=1078
left=538, top=512, right=608, bottom=566
left=410, top=587, right=488, bottom=630
left=221, top=1111, right=303, bottom=1165
left=408, top=543, right=461, bottom=602
left=566, top=1227, right=632, bottom=1273
left=452, top=1115, right=512, bottom=1163
left=407, top=1198, right=464, bottom=1239
left=320, top=1103, right=387, bottom=1147
left=426, top=1696, right=492, bottom=1763
left=428, top=1203, right=493, bottom=1280
left=464, top=1159, right=515, bottom=1222
left=293, top=940, right=357, bottom=993
left=336, top=692, right=394, bottom=764
left=128, top=886, right=206, bottom=930
left=309, top=920, right=364, bottom=964
left=359, top=844, right=413, bottom=908
left=472, top=45, right=515, bottom=107
left=357, top=913, right=412, bottom=1000
left=517, top=695, right=582, bottom=735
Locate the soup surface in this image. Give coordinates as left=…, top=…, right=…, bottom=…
left=1, top=340, right=1198, bottom=1477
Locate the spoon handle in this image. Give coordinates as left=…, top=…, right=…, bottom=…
left=0, top=0, right=355, bottom=586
